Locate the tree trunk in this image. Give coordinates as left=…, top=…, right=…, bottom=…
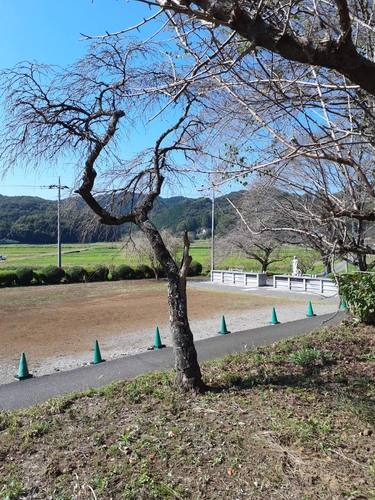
left=322, top=255, right=332, bottom=274
left=357, top=253, right=367, bottom=272
left=167, top=269, right=203, bottom=390
left=137, top=215, right=203, bottom=391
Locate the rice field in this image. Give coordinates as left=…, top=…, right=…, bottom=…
left=0, top=240, right=326, bottom=274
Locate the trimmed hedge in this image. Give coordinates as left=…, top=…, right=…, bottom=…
left=66, top=266, right=88, bottom=283
left=86, top=265, right=109, bottom=282
left=133, top=264, right=154, bottom=279
left=40, top=265, right=66, bottom=285
left=0, top=271, right=17, bottom=287
left=0, top=260, right=202, bottom=288
left=188, top=260, right=203, bottom=276
left=15, top=266, right=35, bottom=286
left=113, top=264, right=135, bottom=280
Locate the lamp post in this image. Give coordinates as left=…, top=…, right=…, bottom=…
left=47, top=178, right=69, bottom=267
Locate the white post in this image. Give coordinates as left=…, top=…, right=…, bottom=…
left=211, top=186, right=215, bottom=274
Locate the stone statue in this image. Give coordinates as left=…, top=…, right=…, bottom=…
left=292, top=256, right=298, bottom=275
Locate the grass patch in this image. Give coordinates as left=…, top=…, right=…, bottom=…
left=0, top=241, right=346, bottom=276
left=0, top=322, right=374, bottom=498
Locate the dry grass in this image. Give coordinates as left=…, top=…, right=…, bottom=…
left=0, top=321, right=374, bottom=499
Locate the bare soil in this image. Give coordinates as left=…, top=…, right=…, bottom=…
left=0, top=280, right=337, bottom=383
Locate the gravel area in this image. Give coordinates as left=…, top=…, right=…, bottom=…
left=0, top=281, right=340, bottom=385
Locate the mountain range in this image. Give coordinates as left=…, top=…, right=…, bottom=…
left=0, top=191, right=244, bottom=244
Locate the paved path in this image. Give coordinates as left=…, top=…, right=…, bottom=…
left=189, top=279, right=339, bottom=302
left=0, top=310, right=344, bottom=411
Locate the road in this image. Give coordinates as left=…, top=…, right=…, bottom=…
left=0, top=309, right=344, bottom=411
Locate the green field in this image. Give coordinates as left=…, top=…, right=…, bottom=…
left=0, top=241, right=328, bottom=274
left=0, top=242, right=214, bottom=270
left=0, top=243, right=126, bottom=269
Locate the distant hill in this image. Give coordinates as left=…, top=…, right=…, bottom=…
left=0, top=194, right=60, bottom=244
left=152, top=191, right=244, bottom=235
left=0, top=191, right=244, bottom=244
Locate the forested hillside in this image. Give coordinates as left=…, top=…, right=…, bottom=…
left=0, top=195, right=64, bottom=244
left=0, top=191, right=243, bottom=244
left=152, top=191, right=244, bottom=235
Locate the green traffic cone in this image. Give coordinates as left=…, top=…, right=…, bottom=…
left=153, top=327, right=165, bottom=350
left=269, top=307, right=280, bottom=325
left=92, top=340, right=104, bottom=364
left=340, top=297, right=347, bottom=310
left=218, top=315, right=231, bottom=335
left=306, top=301, right=317, bottom=317
left=14, top=352, right=33, bottom=380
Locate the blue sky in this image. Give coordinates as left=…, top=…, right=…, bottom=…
left=0, top=0, right=161, bottom=200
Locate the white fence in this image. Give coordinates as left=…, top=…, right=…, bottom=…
left=210, top=270, right=338, bottom=296
left=211, top=270, right=268, bottom=287
left=273, top=275, right=338, bottom=296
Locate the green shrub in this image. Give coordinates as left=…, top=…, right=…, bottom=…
left=133, top=264, right=154, bottom=279
left=15, top=266, right=35, bottom=286
left=188, top=260, right=203, bottom=277
left=338, top=272, right=375, bottom=324
left=65, top=266, right=88, bottom=283
left=0, top=271, right=17, bottom=287
left=40, top=265, right=66, bottom=285
left=32, top=271, right=44, bottom=285
left=113, top=264, right=135, bottom=280
left=86, top=265, right=109, bottom=282
left=96, top=265, right=109, bottom=281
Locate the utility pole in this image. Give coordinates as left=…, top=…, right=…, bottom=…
left=47, top=178, right=69, bottom=267
left=197, top=183, right=216, bottom=277
left=211, top=185, right=215, bottom=274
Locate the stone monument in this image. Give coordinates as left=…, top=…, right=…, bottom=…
left=292, top=255, right=298, bottom=276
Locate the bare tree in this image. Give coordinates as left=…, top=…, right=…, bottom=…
left=269, top=180, right=375, bottom=272
left=74, top=5, right=375, bottom=272
left=150, top=0, right=375, bottom=96
left=125, top=229, right=182, bottom=279
left=219, top=230, right=283, bottom=272
left=164, top=30, right=375, bottom=269
left=123, top=7, right=375, bottom=273
left=0, top=38, right=205, bottom=391
left=217, top=184, right=290, bottom=272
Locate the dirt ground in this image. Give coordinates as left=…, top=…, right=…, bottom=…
left=0, top=280, right=338, bottom=383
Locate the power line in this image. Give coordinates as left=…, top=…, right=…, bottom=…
left=0, top=185, right=54, bottom=189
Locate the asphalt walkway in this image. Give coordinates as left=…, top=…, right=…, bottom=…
left=0, top=310, right=344, bottom=411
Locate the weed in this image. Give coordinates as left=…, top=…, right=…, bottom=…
left=0, top=481, right=24, bottom=499
left=210, top=454, right=224, bottom=466
left=30, top=421, right=49, bottom=437
left=243, top=376, right=257, bottom=387
left=92, top=474, right=108, bottom=491
left=289, top=347, right=321, bottom=367
left=360, top=349, right=375, bottom=362
left=350, top=375, right=373, bottom=389
left=221, top=372, right=243, bottom=386
left=92, top=431, right=105, bottom=445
